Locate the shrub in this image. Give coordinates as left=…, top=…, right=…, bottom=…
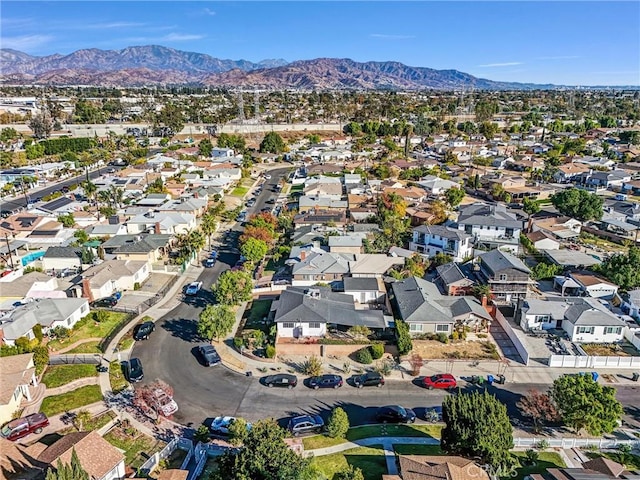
left=369, top=343, right=384, bottom=360
left=355, top=347, right=373, bottom=365
left=525, top=449, right=539, bottom=465
left=396, top=319, right=413, bottom=355
left=194, top=425, right=210, bottom=443
left=32, top=346, right=49, bottom=375
left=477, top=333, right=488, bottom=338
left=301, top=355, right=323, bottom=376
left=32, top=324, right=44, bottom=343
left=375, top=359, right=393, bottom=376
left=348, top=325, right=371, bottom=339
left=342, top=361, right=351, bottom=374
left=233, top=337, right=245, bottom=350
left=409, top=354, right=423, bottom=376
left=451, top=331, right=460, bottom=341
left=326, top=407, right=350, bottom=439
left=94, top=310, right=109, bottom=323
left=535, top=439, right=550, bottom=451
left=436, top=332, right=449, bottom=344
left=133, top=282, right=141, bottom=291
left=265, top=344, right=276, bottom=358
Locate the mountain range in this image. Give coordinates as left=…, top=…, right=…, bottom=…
left=0, top=45, right=554, bottom=90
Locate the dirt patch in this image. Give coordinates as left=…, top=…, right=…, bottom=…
left=412, top=339, right=500, bottom=360
left=581, top=343, right=638, bottom=357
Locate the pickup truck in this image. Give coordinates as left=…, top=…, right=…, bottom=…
left=1, top=413, right=49, bottom=441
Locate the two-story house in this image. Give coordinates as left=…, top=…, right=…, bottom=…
left=456, top=203, right=523, bottom=253
left=303, top=176, right=343, bottom=199
left=476, top=249, right=532, bottom=303
left=409, top=225, right=473, bottom=262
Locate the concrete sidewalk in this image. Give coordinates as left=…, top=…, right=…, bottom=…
left=303, top=436, right=440, bottom=457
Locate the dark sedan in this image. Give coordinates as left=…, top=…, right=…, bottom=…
left=264, top=374, right=298, bottom=389
left=133, top=321, right=155, bottom=341
left=308, top=374, right=343, bottom=389
left=198, top=344, right=221, bottom=367
left=375, top=405, right=416, bottom=424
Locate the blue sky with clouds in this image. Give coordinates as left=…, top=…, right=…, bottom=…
left=2, top=1, right=639, bottom=86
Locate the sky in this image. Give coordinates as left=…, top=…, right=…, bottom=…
left=1, top=1, right=639, bottom=86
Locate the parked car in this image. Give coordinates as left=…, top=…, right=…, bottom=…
left=1, top=413, right=49, bottom=441
left=147, top=388, right=178, bottom=417
left=204, top=258, right=216, bottom=268
left=308, top=374, right=343, bottom=389
left=423, top=373, right=457, bottom=390
left=209, top=416, right=252, bottom=435
left=264, top=373, right=298, bottom=389
left=91, top=296, right=117, bottom=308
left=287, top=415, right=324, bottom=436
left=198, top=344, right=221, bottom=367
left=185, top=281, right=203, bottom=296
left=353, top=371, right=385, bottom=388
left=246, top=198, right=256, bottom=207
left=236, top=211, right=247, bottom=222
left=424, top=406, right=443, bottom=423
left=125, top=358, right=144, bottom=382
left=264, top=174, right=272, bottom=180
left=209, top=250, right=218, bottom=259
left=375, top=405, right=416, bottom=424
left=133, top=321, right=155, bottom=341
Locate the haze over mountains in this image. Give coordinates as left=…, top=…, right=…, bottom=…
left=0, top=45, right=555, bottom=89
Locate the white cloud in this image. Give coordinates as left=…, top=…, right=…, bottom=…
left=162, top=33, right=206, bottom=42
left=1, top=34, right=54, bottom=51
left=202, top=8, right=216, bottom=16
left=477, top=62, right=524, bottom=68
left=370, top=33, right=415, bottom=40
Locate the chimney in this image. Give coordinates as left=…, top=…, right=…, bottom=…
left=81, top=277, right=94, bottom=302
left=155, top=222, right=161, bottom=234
left=300, top=250, right=306, bottom=261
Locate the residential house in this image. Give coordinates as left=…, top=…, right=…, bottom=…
left=390, top=276, right=492, bottom=335
left=303, top=176, right=343, bottom=199
left=211, top=147, right=235, bottom=158
left=524, top=230, right=560, bottom=250
left=384, top=455, right=490, bottom=480
left=542, top=248, right=601, bottom=269
left=574, top=155, right=616, bottom=170
left=343, top=277, right=386, bottom=304
left=569, top=272, right=619, bottom=299
left=622, top=289, right=640, bottom=319
left=529, top=215, right=582, bottom=240
left=0, top=353, right=38, bottom=424
left=136, top=193, right=172, bottom=208
left=0, top=298, right=89, bottom=345
left=157, top=197, right=208, bottom=218
left=520, top=297, right=627, bottom=343
left=0, top=214, right=49, bottom=238
left=579, top=170, right=631, bottom=191
left=456, top=203, right=522, bottom=253
left=29, top=431, right=125, bottom=480
left=476, top=249, right=532, bottom=302
left=41, top=246, right=83, bottom=273
left=101, top=234, right=172, bottom=261
left=79, top=260, right=150, bottom=301
left=328, top=235, right=364, bottom=254
left=435, top=263, right=475, bottom=296
left=383, top=186, right=428, bottom=204
left=298, top=195, right=348, bottom=213
left=25, top=220, right=75, bottom=246
left=293, top=211, right=348, bottom=227
left=417, top=175, right=459, bottom=195
left=348, top=254, right=405, bottom=278
left=85, top=223, right=128, bottom=237
left=536, top=457, right=640, bottom=480
left=126, top=211, right=196, bottom=235
left=0, top=271, right=62, bottom=307
left=409, top=225, right=472, bottom=262
left=272, top=287, right=387, bottom=338
left=554, top=162, right=591, bottom=183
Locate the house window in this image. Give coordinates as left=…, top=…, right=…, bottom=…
left=499, top=274, right=508, bottom=281
left=577, top=326, right=595, bottom=335
left=283, top=322, right=295, bottom=329
left=604, top=326, right=622, bottom=335
left=409, top=324, right=423, bottom=332
left=436, top=324, right=449, bottom=332
left=67, top=317, right=72, bottom=326
left=309, top=322, right=321, bottom=329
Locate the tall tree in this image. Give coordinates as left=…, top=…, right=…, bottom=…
left=445, top=187, right=465, bottom=208
left=516, top=389, right=559, bottom=433
left=213, top=270, right=253, bottom=306
left=240, top=237, right=269, bottom=264
left=45, top=449, right=88, bottom=480
left=260, top=131, right=286, bottom=153
left=29, top=111, right=54, bottom=139
left=550, top=188, right=603, bottom=221
left=198, top=304, right=236, bottom=342
left=551, top=373, right=624, bottom=435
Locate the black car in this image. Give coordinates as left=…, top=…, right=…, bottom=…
left=375, top=405, right=416, bottom=424
left=133, top=321, right=155, bottom=341
left=198, top=344, right=221, bottom=367
left=91, top=297, right=117, bottom=308
left=308, top=374, right=343, bottom=389
left=287, top=415, right=324, bottom=436
left=264, top=374, right=298, bottom=389
left=353, top=371, right=385, bottom=388
left=125, top=358, right=144, bottom=383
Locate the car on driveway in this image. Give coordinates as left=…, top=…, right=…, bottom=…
left=1, top=413, right=49, bottom=441
left=124, top=358, right=144, bottom=382
left=209, top=416, right=252, bottom=436
left=198, top=344, right=221, bottom=366
left=185, top=281, right=203, bottom=296
left=204, top=258, right=216, bottom=268
left=308, top=374, right=343, bottom=389
left=353, top=371, right=385, bottom=388
left=91, top=296, right=118, bottom=308
left=287, top=414, right=324, bottom=436
left=133, top=321, right=155, bottom=341
left=264, top=373, right=297, bottom=389
left=375, top=405, right=416, bottom=424
left=423, top=373, right=457, bottom=390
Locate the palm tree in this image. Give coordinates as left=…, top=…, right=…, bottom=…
left=200, top=213, right=217, bottom=250
left=82, top=180, right=97, bottom=205
left=109, top=185, right=124, bottom=209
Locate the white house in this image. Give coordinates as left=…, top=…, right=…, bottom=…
left=343, top=277, right=385, bottom=304
left=418, top=175, right=460, bottom=195
left=80, top=260, right=149, bottom=301
left=569, top=272, right=619, bottom=300
left=622, top=289, right=640, bottom=320
left=0, top=354, right=38, bottom=424
left=41, top=246, right=83, bottom=273
left=520, top=297, right=626, bottom=343
left=211, top=147, right=235, bottom=158
left=456, top=203, right=522, bottom=253
left=409, top=225, right=473, bottom=262
left=524, top=231, right=560, bottom=250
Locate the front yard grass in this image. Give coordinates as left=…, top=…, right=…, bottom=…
left=47, top=311, right=130, bottom=352
left=40, top=384, right=103, bottom=416
left=508, top=452, right=566, bottom=480
left=41, top=364, right=97, bottom=388
left=242, top=299, right=273, bottom=332
left=311, top=445, right=386, bottom=480
left=64, top=341, right=101, bottom=354
left=60, top=410, right=116, bottom=434
left=104, top=424, right=166, bottom=469
left=393, top=444, right=442, bottom=455
left=109, top=360, right=129, bottom=393
left=231, top=186, right=249, bottom=197
left=586, top=451, right=640, bottom=470
left=302, top=424, right=442, bottom=450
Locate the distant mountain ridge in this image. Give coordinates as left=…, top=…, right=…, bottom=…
left=0, top=45, right=554, bottom=89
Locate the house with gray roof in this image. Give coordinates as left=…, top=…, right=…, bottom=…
left=272, top=286, right=388, bottom=338
left=477, top=249, right=532, bottom=303
left=456, top=203, right=522, bottom=253
left=409, top=225, right=472, bottom=262
left=390, top=276, right=492, bottom=335
left=343, top=277, right=386, bottom=304
left=85, top=223, right=128, bottom=238
left=41, top=246, right=83, bottom=273
left=520, top=297, right=627, bottom=343
left=435, top=262, right=475, bottom=296
left=126, top=211, right=196, bottom=235
left=328, top=234, right=364, bottom=254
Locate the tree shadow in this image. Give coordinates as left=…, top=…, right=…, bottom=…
left=161, top=317, right=201, bottom=343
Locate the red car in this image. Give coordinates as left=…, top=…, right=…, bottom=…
left=1, top=413, right=49, bottom=441
left=423, top=373, right=457, bottom=390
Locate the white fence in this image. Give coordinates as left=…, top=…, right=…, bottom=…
left=625, top=328, right=640, bottom=351
left=136, top=437, right=192, bottom=477
left=549, top=354, right=640, bottom=369
left=513, top=436, right=640, bottom=449
left=493, top=307, right=530, bottom=365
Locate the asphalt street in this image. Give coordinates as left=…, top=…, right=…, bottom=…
left=133, top=167, right=640, bottom=431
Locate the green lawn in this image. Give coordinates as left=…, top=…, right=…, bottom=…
left=231, top=186, right=249, bottom=197
left=393, top=445, right=442, bottom=455
left=41, top=364, right=97, bottom=388
left=117, top=336, right=135, bottom=352
left=65, top=341, right=101, bottom=354
left=587, top=452, right=640, bottom=470
left=242, top=299, right=273, bottom=332
left=47, top=312, right=130, bottom=352
left=508, top=452, right=566, bottom=480
left=109, top=360, right=129, bottom=393
left=60, top=410, right=116, bottom=434
left=311, top=445, right=386, bottom=480
left=40, top=385, right=103, bottom=416
left=289, top=184, right=303, bottom=194
left=104, top=427, right=166, bottom=469
left=302, top=424, right=442, bottom=450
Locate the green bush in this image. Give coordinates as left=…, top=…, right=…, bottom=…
left=396, top=319, right=413, bottom=355
left=369, top=343, right=384, bottom=360
left=265, top=345, right=276, bottom=358
left=326, top=407, right=350, bottom=439
left=133, top=282, right=141, bottom=291
left=451, top=331, right=459, bottom=341
left=355, top=347, right=373, bottom=365
left=233, top=337, right=245, bottom=350
left=436, top=332, right=449, bottom=344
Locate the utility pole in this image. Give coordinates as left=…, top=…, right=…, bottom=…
left=4, top=234, right=15, bottom=269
